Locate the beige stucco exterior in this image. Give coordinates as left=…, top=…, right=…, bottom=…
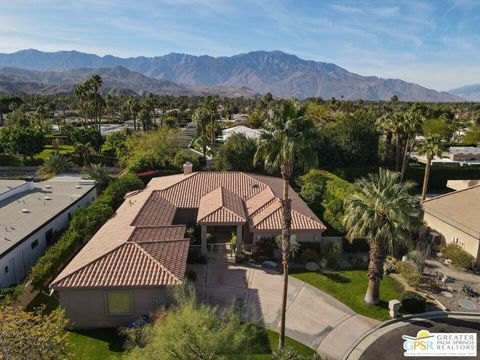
left=57, top=286, right=172, bottom=328
left=424, top=212, right=480, bottom=265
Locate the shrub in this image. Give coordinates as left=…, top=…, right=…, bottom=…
left=461, top=284, right=478, bottom=297
left=299, top=248, right=320, bottom=265
left=440, top=244, right=475, bottom=270
left=185, top=269, right=197, bottom=282
left=28, top=174, right=144, bottom=289
left=206, top=233, right=215, bottom=243
left=256, top=236, right=276, bottom=260
left=395, top=261, right=421, bottom=287
left=325, top=242, right=342, bottom=269
left=186, top=224, right=201, bottom=243
left=400, top=291, right=426, bottom=314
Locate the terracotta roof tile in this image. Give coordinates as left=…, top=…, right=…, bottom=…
left=52, top=242, right=186, bottom=288
left=129, top=226, right=186, bottom=242
left=131, top=191, right=176, bottom=226
left=197, top=187, right=246, bottom=224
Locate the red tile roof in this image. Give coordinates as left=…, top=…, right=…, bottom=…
left=197, top=187, right=246, bottom=224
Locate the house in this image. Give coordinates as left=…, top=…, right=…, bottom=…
left=422, top=185, right=480, bottom=265
left=410, top=146, right=480, bottom=166
left=0, top=175, right=97, bottom=288
left=219, top=125, right=262, bottom=142
left=51, top=165, right=325, bottom=328
left=221, top=113, right=250, bottom=123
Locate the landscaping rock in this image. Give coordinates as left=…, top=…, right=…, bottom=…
left=389, top=299, right=401, bottom=318
left=441, top=275, right=454, bottom=284
left=402, top=255, right=408, bottom=262
left=441, top=291, right=453, bottom=299
left=262, top=260, right=278, bottom=271
left=436, top=252, right=444, bottom=258
left=305, top=262, right=320, bottom=272
left=444, top=259, right=453, bottom=266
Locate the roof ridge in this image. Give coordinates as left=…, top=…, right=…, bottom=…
left=252, top=201, right=282, bottom=228
left=51, top=241, right=129, bottom=287
left=134, top=242, right=181, bottom=283
left=422, top=183, right=480, bottom=204
left=133, top=238, right=189, bottom=244
left=131, top=224, right=186, bottom=229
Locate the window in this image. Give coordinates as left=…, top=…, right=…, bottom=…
left=105, top=291, right=132, bottom=315
left=4, top=266, right=8, bottom=273
left=31, top=239, right=39, bottom=249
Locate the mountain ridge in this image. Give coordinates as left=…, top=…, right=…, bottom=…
left=449, top=84, right=480, bottom=102
left=0, top=49, right=463, bottom=101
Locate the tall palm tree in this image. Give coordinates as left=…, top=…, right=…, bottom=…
left=192, top=107, right=210, bottom=137
left=127, top=97, right=140, bottom=131
left=343, top=169, right=420, bottom=304
left=400, top=106, right=423, bottom=181
left=254, top=99, right=318, bottom=350
left=416, top=136, right=441, bottom=200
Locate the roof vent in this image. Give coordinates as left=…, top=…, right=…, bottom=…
left=45, top=185, right=52, bottom=189
left=75, top=185, right=82, bottom=189
left=44, top=196, right=52, bottom=200
left=21, top=208, right=31, bottom=213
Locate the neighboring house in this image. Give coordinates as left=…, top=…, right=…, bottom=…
left=422, top=185, right=480, bottom=265
left=221, top=113, right=249, bottom=123
left=51, top=165, right=325, bottom=328
left=219, top=125, right=261, bottom=142
left=410, top=146, right=480, bottom=166
left=0, top=175, right=97, bottom=288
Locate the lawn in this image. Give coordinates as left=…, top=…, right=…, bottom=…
left=291, top=267, right=404, bottom=321
left=36, top=144, right=74, bottom=161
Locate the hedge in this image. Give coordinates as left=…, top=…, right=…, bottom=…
left=28, top=173, right=144, bottom=289
left=298, top=169, right=354, bottom=234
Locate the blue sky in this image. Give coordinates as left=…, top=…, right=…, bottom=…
left=1, top=0, right=479, bottom=90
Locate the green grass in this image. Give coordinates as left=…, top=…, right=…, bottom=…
left=36, top=144, right=74, bottom=161
left=251, top=328, right=315, bottom=360
left=68, top=329, right=124, bottom=360
left=291, top=267, right=404, bottom=321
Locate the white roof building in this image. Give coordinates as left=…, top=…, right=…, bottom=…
left=220, top=126, right=261, bottom=142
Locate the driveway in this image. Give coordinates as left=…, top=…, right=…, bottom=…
left=203, top=256, right=379, bottom=360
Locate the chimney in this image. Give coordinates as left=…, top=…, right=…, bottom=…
left=183, top=162, right=193, bottom=175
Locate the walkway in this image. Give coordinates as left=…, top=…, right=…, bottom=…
left=202, top=256, right=379, bottom=360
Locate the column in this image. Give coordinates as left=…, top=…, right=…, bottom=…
left=201, top=224, right=207, bottom=254
left=236, top=224, right=243, bottom=254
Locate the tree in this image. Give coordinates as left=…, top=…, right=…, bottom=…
left=2, top=126, right=44, bottom=160
left=5, top=104, right=30, bottom=127
left=127, top=97, right=141, bottom=131
left=214, top=133, right=257, bottom=171
left=83, top=163, right=111, bottom=188
left=254, top=99, right=318, bottom=350
left=173, top=149, right=201, bottom=170
left=343, top=169, right=420, bottom=304
left=422, top=118, right=452, bottom=140
left=123, top=284, right=260, bottom=360
left=74, top=142, right=96, bottom=166
left=0, top=306, right=70, bottom=360
left=38, top=153, right=73, bottom=177
left=0, top=95, right=22, bottom=125
left=192, top=107, right=210, bottom=137
left=416, top=136, right=442, bottom=201
left=463, top=126, right=480, bottom=145
left=64, top=126, right=103, bottom=150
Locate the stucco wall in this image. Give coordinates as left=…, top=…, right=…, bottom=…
left=0, top=188, right=97, bottom=288
left=424, top=212, right=480, bottom=264
left=252, top=230, right=322, bottom=243
left=57, top=286, right=171, bottom=328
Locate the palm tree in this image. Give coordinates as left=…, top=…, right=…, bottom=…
left=192, top=107, right=210, bottom=137
left=400, top=106, right=423, bottom=181
left=38, top=153, right=73, bottom=177
left=83, top=163, right=111, bottom=188
left=254, top=99, right=318, bottom=350
left=74, top=142, right=96, bottom=167
left=127, top=97, right=140, bottom=131
left=343, top=169, right=420, bottom=304
left=416, top=136, right=441, bottom=201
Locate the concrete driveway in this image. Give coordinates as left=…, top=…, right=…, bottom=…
left=203, top=256, right=379, bottom=360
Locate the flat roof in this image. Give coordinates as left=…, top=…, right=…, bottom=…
left=0, top=180, right=26, bottom=196
left=0, top=175, right=96, bottom=257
